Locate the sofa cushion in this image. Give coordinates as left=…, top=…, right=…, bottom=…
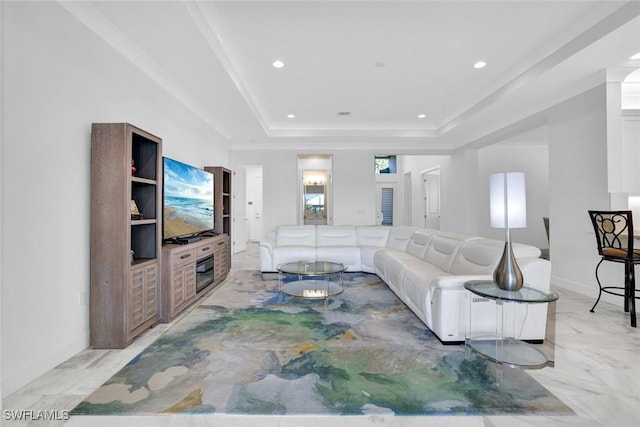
left=422, top=234, right=467, bottom=272
left=385, top=227, right=417, bottom=251
left=360, top=246, right=384, bottom=274
left=401, top=262, right=450, bottom=327
left=357, top=227, right=391, bottom=273
left=512, top=242, right=542, bottom=258
left=316, top=225, right=357, bottom=246
left=272, top=246, right=317, bottom=269
left=356, top=226, right=390, bottom=247
left=373, top=248, right=404, bottom=284
left=449, top=239, right=504, bottom=275
left=275, top=225, right=316, bottom=246
left=378, top=250, right=419, bottom=295
left=405, top=230, right=435, bottom=259
left=316, top=246, right=361, bottom=271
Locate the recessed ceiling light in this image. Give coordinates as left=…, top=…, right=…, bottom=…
left=418, top=114, right=427, bottom=119
left=287, top=114, right=295, bottom=119
left=272, top=60, right=285, bottom=68
left=473, top=61, right=487, bottom=69
left=630, top=52, right=640, bottom=60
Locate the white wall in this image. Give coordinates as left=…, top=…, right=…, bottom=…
left=444, top=149, right=482, bottom=234
left=241, top=145, right=549, bottom=249
left=547, top=84, right=611, bottom=298
left=476, top=143, right=550, bottom=249
left=231, top=150, right=299, bottom=233
left=231, top=149, right=378, bottom=232
left=1, top=2, right=229, bottom=396
left=396, top=146, right=549, bottom=250
left=0, top=0, right=4, bottom=402
left=333, top=152, right=377, bottom=225
left=397, top=155, right=451, bottom=228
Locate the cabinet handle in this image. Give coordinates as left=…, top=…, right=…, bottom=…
left=180, top=254, right=192, bottom=259
left=217, top=242, right=224, bottom=246
left=201, top=247, right=211, bottom=251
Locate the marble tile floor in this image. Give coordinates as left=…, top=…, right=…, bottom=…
left=3, top=243, right=640, bottom=427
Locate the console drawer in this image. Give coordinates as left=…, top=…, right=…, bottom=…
left=196, top=241, right=215, bottom=258
left=174, top=248, right=196, bottom=267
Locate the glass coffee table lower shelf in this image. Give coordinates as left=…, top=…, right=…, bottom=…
left=277, top=261, right=346, bottom=302
left=279, top=279, right=343, bottom=299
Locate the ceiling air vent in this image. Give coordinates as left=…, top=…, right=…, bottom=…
left=338, top=112, right=351, bottom=116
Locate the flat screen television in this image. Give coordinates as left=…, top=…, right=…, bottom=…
left=162, top=157, right=214, bottom=242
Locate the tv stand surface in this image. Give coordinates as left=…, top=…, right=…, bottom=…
left=161, top=234, right=230, bottom=321
left=165, top=236, right=202, bottom=245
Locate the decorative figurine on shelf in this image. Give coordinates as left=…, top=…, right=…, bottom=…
left=131, top=200, right=143, bottom=220
left=131, top=159, right=136, bottom=175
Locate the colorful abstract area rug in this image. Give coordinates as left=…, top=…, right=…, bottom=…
left=72, top=271, right=572, bottom=416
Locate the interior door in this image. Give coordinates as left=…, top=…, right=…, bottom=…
left=248, top=167, right=264, bottom=242
left=233, top=167, right=247, bottom=253
left=422, top=167, right=441, bottom=230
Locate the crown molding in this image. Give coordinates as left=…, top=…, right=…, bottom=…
left=58, top=0, right=234, bottom=140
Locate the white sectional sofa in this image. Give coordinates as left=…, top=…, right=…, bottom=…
left=259, top=225, right=551, bottom=343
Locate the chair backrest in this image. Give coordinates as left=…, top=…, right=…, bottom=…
left=588, top=210, right=634, bottom=259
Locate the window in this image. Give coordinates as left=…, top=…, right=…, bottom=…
left=304, top=185, right=325, bottom=216
left=380, top=187, right=394, bottom=226
left=375, top=155, right=397, bottom=174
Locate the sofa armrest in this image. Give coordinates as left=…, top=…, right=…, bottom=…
left=431, top=274, right=493, bottom=290
left=259, top=239, right=275, bottom=272
left=258, top=239, right=274, bottom=252
left=518, top=257, right=552, bottom=292
left=430, top=258, right=551, bottom=292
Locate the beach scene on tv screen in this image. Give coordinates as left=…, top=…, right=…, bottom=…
left=163, top=158, right=214, bottom=239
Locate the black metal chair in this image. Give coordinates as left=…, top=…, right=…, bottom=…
left=588, top=210, right=640, bottom=327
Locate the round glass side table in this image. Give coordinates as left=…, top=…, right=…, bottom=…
left=464, top=280, right=559, bottom=382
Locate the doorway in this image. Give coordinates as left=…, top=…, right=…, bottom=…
left=233, top=165, right=263, bottom=252
left=298, top=155, right=332, bottom=225
left=422, top=166, right=441, bottom=229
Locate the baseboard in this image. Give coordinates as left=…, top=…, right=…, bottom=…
left=1, top=336, right=87, bottom=398
left=551, top=275, right=594, bottom=296
left=552, top=274, right=622, bottom=307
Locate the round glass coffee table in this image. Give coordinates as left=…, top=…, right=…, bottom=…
left=277, top=260, right=346, bottom=301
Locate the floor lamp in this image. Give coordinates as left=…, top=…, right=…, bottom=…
left=490, top=172, right=527, bottom=291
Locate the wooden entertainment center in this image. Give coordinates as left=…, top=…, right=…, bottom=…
left=161, top=234, right=229, bottom=321
left=90, top=123, right=231, bottom=348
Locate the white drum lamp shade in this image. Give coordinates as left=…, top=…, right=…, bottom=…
left=490, top=172, right=527, bottom=229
